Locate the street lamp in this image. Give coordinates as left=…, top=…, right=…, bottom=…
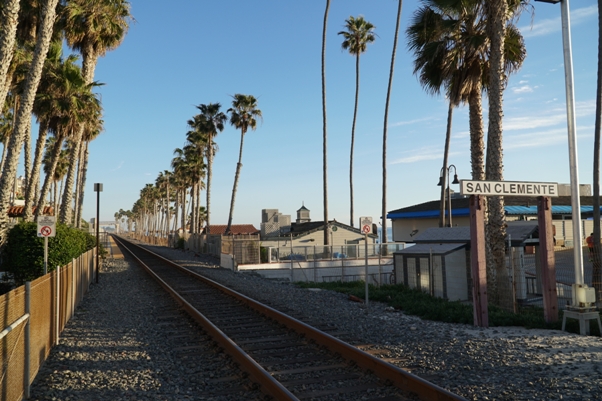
left=534, top=0, right=585, bottom=288
left=94, top=183, right=103, bottom=283
left=438, top=165, right=460, bottom=227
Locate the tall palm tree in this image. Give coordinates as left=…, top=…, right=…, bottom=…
left=0, top=0, right=21, bottom=111
left=0, top=0, right=60, bottom=246
left=484, top=0, right=525, bottom=309
left=24, top=42, right=84, bottom=221
left=338, top=15, right=376, bottom=227
left=192, top=103, right=226, bottom=235
left=60, top=0, right=132, bottom=224
left=408, top=0, right=525, bottom=305
left=321, top=0, right=330, bottom=246
left=382, top=0, right=403, bottom=242
left=225, top=94, right=262, bottom=235
left=74, top=110, right=104, bottom=228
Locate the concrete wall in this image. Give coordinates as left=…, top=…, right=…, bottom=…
left=237, top=258, right=394, bottom=283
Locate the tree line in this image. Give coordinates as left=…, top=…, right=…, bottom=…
left=0, top=0, right=132, bottom=244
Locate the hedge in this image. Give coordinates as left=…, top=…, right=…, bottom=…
left=2, top=222, right=96, bottom=285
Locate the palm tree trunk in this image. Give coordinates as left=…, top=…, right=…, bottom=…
left=469, top=86, right=485, bottom=181
left=207, top=136, right=213, bottom=234
left=191, top=183, right=196, bottom=233
left=73, top=140, right=85, bottom=227
left=322, top=0, right=330, bottom=246
left=196, top=180, right=201, bottom=233
left=382, top=0, right=402, bottom=243
left=75, top=141, right=89, bottom=228
left=0, top=0, right=20, bottom=110
left=0, top=0, right=59, bottom=246
left=349, top=54, right=360, bottom=228
left=225, top=129, right=246, bottom=235
left=59, top=130, right=83, bottom=225
left=23, top=118, right=32, bottom=191
left=24, top=120, right=49, bottom=221
left=440, top=102, right=454, bottom=228
left=592, top=0, right=602, bottom=303
left=181, top=189, right=186, bottom=234
left=485, top=0, right=509, bottom=310
left=166, top=182, right=170, bottom=235
left=35, top=136, right=62, bottom=221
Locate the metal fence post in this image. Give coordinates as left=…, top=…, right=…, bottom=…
left=24, top=282, right=30, bottom=398
left=56, top=266, right=60, bottom=345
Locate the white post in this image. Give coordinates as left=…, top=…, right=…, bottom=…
left=559, top=0, right=584, bottom=286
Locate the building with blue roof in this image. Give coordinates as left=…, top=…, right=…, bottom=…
left=387, top=195, right=602, bottom=244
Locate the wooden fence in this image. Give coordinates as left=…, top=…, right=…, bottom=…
left=0, top=249, right=96, bottom=401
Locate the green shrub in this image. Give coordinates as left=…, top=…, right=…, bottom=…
left=260, top=246, right=268, bottom=263
left=2, top=222, right=96, bottom=285
left=176, top=237, right=186, bottom=250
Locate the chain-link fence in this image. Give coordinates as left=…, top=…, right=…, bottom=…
left=265, top=243, right=407, bottom=264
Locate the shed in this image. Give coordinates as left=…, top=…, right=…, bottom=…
left=394, top=222, right=540, bottom=302
left=394, top=243, right=469, bottom=301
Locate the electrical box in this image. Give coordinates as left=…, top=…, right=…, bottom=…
left=572, top=284, right=596, bottom=307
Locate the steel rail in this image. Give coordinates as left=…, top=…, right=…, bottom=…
left=113, top=236, right=299, bottom=401
left=115, top=236, right=466, bottom=401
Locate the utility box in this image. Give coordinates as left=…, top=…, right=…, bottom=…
left=572, top=284, right=596, bottom=307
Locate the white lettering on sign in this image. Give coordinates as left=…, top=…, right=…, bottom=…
left=460, top=180, right=559, bottom=197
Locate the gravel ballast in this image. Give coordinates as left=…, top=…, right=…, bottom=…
left=31, top=243, right=602, bottom=400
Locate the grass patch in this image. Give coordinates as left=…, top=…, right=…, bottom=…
left=295, top=281, right=599, bottom=335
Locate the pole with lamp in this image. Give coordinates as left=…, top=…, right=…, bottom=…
left=94, top=183, right=103, bottom=283
left=438, top=165, right=460, bottom=227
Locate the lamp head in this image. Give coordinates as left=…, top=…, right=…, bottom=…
left=452, top=174, right=460, bottom=185
left=437, top=176, right=444, bottom=186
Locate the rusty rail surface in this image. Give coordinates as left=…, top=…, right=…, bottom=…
left=114, top=235, right=466, bottom=401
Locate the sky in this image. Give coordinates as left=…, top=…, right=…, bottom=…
left=64, top=0, right=600, bottom=228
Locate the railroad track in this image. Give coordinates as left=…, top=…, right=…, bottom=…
left=113, top=235, right=466, bottom=401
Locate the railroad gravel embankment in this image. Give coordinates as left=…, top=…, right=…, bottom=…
left=32, top=242, right=602, bottom=400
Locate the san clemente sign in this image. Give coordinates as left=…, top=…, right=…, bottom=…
left=460, top=180, right=559, bottom=197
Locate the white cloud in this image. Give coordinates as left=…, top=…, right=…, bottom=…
left=519, top=80, right=529, bottom=84
left=503, top=100, right=594, bottom=131
left=390, top=116, right=438, bottom=127
left=391, top=147, right=463, bottom=164
left=512, top=85, right=534, bottom=94
left=112, top=161, right=124, bottom=171
left=505, top=128, right=567, bottom=150
left=520, top=5, right=597, bottom=38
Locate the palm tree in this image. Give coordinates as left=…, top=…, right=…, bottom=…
left=338, top=15, right=376, bottom=227
left=321, top=0, right=330, bottom=246
left=0, top=0, right=21, bottom=110
left=225, top=94, right=262, bottom=235
left=24, top=42, right=84, bottom=221
left=408, top=0, right=526, bottom=306
left=0, top=0, right=60, bottom=246
left=74, top=113, right=103, bottom=227
left=60, top=0, right=132, bottom=224
left=192, top=103, right=226, bottom=235
left=382, top=0, right=403, bottom=243
left=484, top=0, right=526, bottom=310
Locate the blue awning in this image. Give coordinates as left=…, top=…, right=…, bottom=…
left=388, top=205, right=598, bottom=220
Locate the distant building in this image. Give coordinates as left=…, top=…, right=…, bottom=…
left=260, top=205, right=377, bottom=247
